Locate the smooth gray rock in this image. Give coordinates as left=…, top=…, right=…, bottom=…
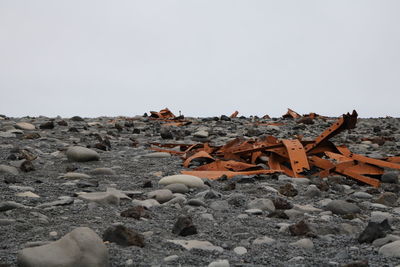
left=143, top=152, right=171, bottom=158
left=164, top=183, right=189, bottom=194
left=159, top=174, right=205, bottom=188
left=325, top=200, right=361, bottom=215
left=147, top=189, right=174, bottom=204
left=379, top=240, right=400, bottom=258
left=15, top=122, right=36, bottom=130
left=290, top=238, right=314, bottom=250
left=208, top=259, right=230, bottom=267
left=0, top=164, right=19, bottom=175
left=66, top=146, right=100, bottom=162
left=247, top=198, right=275, bottom=213
left=17, top=227, right=109, bottom=267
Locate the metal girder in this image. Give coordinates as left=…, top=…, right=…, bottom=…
left=305, top=110, right=358, bottom=153
left=282, top=139, right=310, bottom=177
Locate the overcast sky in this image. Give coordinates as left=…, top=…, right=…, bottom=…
left=1, top=1, right=399, bottom=118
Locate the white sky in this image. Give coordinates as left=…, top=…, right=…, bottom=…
left=1, top=1, right=399, bottom=118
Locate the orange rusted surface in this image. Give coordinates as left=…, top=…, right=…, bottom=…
left=150, top=108, right=175, bottom=119
left=282, top=108, right=301, bottom=119
left=230, top=111, right=239, bottom=118
left=282, top=139, right=310, bottom=177
left=149, top=110, right=398, bottom=187
left=183, top=151, right=214, bottom=168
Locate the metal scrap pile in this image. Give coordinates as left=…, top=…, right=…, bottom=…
left=150, top=110, right=400, bottom=187
left=149, top=108, right=191, bottom=127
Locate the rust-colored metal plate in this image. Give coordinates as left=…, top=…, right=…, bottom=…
left=282, top=139, right=310, bottom=177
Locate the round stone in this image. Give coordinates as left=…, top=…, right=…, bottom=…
left=66, top=146, right=100, bottom=162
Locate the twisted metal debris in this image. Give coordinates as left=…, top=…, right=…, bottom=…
left=150, top=110, right=400, bottom=187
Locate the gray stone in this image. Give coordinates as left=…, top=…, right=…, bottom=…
left=0, top=164, right=19, bottom=175
left=147, top=189, right=174, bottom=204
left=304, top=185, right=322, bottom=198
left=210, top=200, right=229, bottom=211
left=66, top=146, right=100, bottom=162
left=159, top=174, right=205, bottom=188
left=252, top=236, right=276, bottom=245
left=233, top=246, right=247, bottom=255
left=290, top=238, right=314, bottom=250
left=163, top=255, right=179, bottom=262
left=370, top=211, right=393, bottom=224
left=325, top=200, right=361, bottom=215
left=247, top=198, right=275, bottom=213
left=0, top=201, right=27, bottom=212
left=381, top=172, right=399, bottom=184
left=353, top=191, right=373, bottom=199
left=17, top=227, right=109, bottom=267
left=373, top=235, right=400, bottom=247
left=164, top=183, right=189, bottom=194
left=132, top=199, right=160, bottom=209
left=379, top=240, right=400, bottom=258
left=208, top=259, right=230, bottom=267
left=15, top=122, right=36, bottom=130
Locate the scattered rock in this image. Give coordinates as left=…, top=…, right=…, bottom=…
left=172, top=215, right=198, bottom=236
left=247, top=198, right=275, bottom=213
left=279, top=183, right=298, bottom=197
left=289, top=238, right=314, bottom=250
left=66, top=146, right=100, bottom=162
left=15, top=122, right=35, bottom=131
left=159, top=174, right=205, bottom=188
left=120, top=206, right=149, bottom=219
left=325, top=200, right=361, bottom=215
left=358, top=219, right=391, bottom=243
left=379, top=240, right=400, bottom=258
left=103, top=225, right=145, bottom=247
left=164, top=183, right=189, bottom=194
left=17, top=227, right=109, bottom=267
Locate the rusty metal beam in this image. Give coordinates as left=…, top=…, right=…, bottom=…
left=282, top=139, right=310, bottom=177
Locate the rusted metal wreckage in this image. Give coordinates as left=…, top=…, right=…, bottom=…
left=149, top=108, right=191, bottom=127
left=150, top=110, right=400, bottom=187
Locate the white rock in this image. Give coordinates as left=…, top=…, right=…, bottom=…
left=159, top=174, right=205, bottom=188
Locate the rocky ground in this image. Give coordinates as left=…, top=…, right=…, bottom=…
left=0, top=113, right=400, bottom=267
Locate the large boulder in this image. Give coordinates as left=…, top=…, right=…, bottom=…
left=66, top=146, right=100, bottom=162
left=17, top=227, right=109, bottom=267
